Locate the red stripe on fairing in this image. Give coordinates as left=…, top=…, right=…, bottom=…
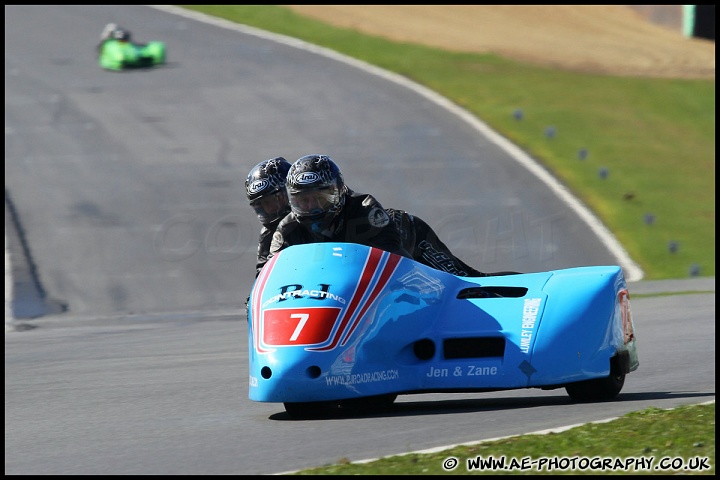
left=253, top=253, right=280, bottom=353
left=340, top=252, right=402, bottom=346
left=309, top=247, right=384, bottom=351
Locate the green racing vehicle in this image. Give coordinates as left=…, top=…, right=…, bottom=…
left=97, top=24, right=165, bottom=71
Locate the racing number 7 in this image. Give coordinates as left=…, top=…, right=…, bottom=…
left=262, top=307, right=341, bottom=346
left=289, top=313, right=309, bottom=341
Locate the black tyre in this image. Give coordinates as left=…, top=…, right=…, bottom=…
left=283, top=401, right=335, bottom=419
left=338, top=393, right=398, bottom=414
left=566, top=370, right=625, bottom=402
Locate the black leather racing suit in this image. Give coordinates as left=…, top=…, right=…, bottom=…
left=261, top=194, right=516, bottom=278
left=268, top=190, right=411, bottom=260
left=246, top=218, right=281, bottom=317
left=385, top=208, right=487, bottom=277
left=254, top=218, right=281, bottom=278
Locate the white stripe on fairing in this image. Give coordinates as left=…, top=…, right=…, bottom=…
left=309, top=247, right=383, bottom=351
left=254, top=252, right=280, bottom=353
left=341, top=252, right=403, bottom=346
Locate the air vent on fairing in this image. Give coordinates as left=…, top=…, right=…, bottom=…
left=456, top=286, right=528, bottom=299
left=443, top=337, right=505, bottom=359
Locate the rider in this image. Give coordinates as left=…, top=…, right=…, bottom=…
left=245, top=157, right=292, bottom=277
left=96, top=24, right=131, bottom=53
left=265, top=154, right=490, bottom=276
left=268, top=154, right=411, bottom=262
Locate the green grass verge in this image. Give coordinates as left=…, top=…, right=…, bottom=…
left=176, top=6, right=715, bottom=475
left=289, top=403, right=715, bottom=475
left=180, top=5, right=714, bottom=280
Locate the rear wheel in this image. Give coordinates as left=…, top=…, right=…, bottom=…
left=566, top=370, right=625, bottom=401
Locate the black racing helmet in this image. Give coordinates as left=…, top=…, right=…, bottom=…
left=111, top=28, right=131, bottom=42
left=286, top=154, right=346, bottom=232
left=245, top=157, right=292, bottom=224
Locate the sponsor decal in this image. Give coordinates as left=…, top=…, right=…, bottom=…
left=368, top=207, right=390, bottom=227
left=247, top=179, right=269, bottom=194
left=325, top=369, right=399, bottom=386
left=426, top=365, right=499, bottom=377
left=262, top=283, right=346, bottom=307
left=519, top=298, right=542, bottom=354
left=294, top=172, right=320, bottom=184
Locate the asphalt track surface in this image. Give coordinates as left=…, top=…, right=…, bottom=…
left=4, top=5, right=715, bottom=475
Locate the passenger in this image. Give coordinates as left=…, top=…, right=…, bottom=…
left=244, top=157, right=292, bottom=277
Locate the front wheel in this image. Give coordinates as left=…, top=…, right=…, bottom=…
left=338, top=393, right=398, bottom=413
left=283, top=401, right=335, bottom=419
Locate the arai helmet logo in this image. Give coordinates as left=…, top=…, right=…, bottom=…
left=248, top=179, right=269, bottom=194
left=295, top=172, right=320, bottom=184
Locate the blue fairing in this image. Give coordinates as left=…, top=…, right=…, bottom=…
left=248, top=243, right=638, bottom=404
